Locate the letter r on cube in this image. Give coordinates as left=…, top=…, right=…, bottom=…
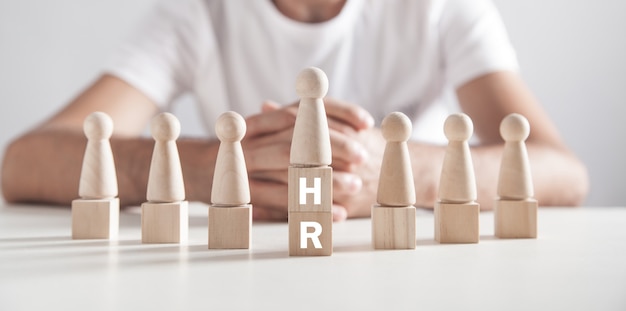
left=300, top=221, right=322, bottom=249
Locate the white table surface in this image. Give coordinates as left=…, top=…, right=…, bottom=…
left=1, top=203, right=625, bottom=311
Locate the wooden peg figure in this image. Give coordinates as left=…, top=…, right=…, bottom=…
left=290, top=66, right=332, bottom=166
left=72, top=112, right=120, bottom=239
left=208, top=111, right=252, bottom=249
left=434, top=113, right=480, bottom=243
left=78, top=112, right=118, bottom=199
left=494, top=113, right=538, bottom=238
left=288, top=67, right=333, bottom=256
left=371, top=112, right=416, bottom=249
left=141, top=112, right=188, bottom=244
left=146, top=112, right=185, bottom=203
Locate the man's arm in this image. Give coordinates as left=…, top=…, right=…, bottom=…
left=456, top=71, right=589, bottom=209
left=1, top=75, right=372, bottom=219
left=1, top=74, right=219, bottom=207
left=395, top=71, right=589, bottom=211
left=334, top=71, right=589, bottom=216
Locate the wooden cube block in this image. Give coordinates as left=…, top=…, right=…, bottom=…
left=288, top=211, right=332, bottom=256
left=208, top=204, right=252, bottom=249
left=434, top=202, right=480, bottom=244
left=372, top=205, right=416, bottom=249
left=71, top=198, right=119, bottom=239
left=495, top=198, right=538, bottom=239
left=141, top=201, right=188, bottom=244
left=288, top=166, right=332, bottom=213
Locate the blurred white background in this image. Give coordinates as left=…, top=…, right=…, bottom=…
left=0, top=0, right=624, bottom=206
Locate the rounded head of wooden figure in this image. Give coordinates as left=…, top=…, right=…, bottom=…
left=444, top=113, right=473, bottom=142
left=295, top=67, right=329, bottom=99
left=84, top=111, right=113, bottom=140
left=216, top=111, right=246, bottom=143
left=151, top=112, right=181, bottom=142
left=500, top=113, right=530, bottom=142
left=381, top=112, right=412, bottom=142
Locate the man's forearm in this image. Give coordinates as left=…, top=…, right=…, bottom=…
left=472, top=143, right=588, bottom=209
left=1, top=130, right=219, bottom=207
left=408, top=141, right=589, bottom=210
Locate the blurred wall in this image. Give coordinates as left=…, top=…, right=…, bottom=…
left=493, top=0, right=626, bottom=206
left=0, top=0, right=624, bottom=205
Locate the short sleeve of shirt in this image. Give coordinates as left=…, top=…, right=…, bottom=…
left=103, top=0, right=209, bottom=108
left=441, top=0, right=519, bottom=89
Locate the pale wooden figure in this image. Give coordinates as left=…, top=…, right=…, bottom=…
left=141, top=112, right=188, bottom=244
left=434, top=113, right=480, bottom=244
left=495, top=113, right=538, bottom=238
left=72, top=112, right=119, bottom=239
left=208, top=111, right=252, bottom=249
left=288, top=67, right=333, bottom=256
left=372, top=112, right=416, bottom=249
left=290, top=66, right=332, bottom=166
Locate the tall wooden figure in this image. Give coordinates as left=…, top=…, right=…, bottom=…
left=372, top=112, right=416, bottom=249
left=288, top=67, right=333, bottom=256
left=494, top=113, right=538, bottom=238
left=141, top=112, right=189, bottom=244
left=72, top=112, right=119, bottom=239
left=434, top=113, right=480, bottom=243
left=208, top=111, right=252, bottom=249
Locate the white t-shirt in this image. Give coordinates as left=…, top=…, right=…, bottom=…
left=105, top=0, right=518, bottom=143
